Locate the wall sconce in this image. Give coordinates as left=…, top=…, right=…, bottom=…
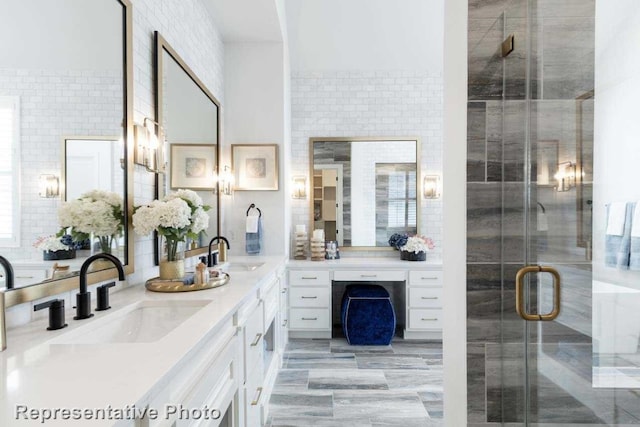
left=292, top=176, right=307, bottom=199
left=555, top=161, right=576, bottom=192
left=215, top=165, right=234, bottom=196
left=134, top=118, right=166, bottom=174
left=39, top=174, right=59, bottom=198
left=423, top=175, right=441, bottom=199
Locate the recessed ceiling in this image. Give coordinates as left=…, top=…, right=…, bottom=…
left=204, top=0, right=283, bottom=43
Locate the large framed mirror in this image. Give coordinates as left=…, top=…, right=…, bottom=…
left=0, top=0, right=134, bottom=290
left=310, top=137, right=421, bottom=250
left=154, top=32, right=220, bottom=263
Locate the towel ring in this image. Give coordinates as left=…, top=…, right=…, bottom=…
left=247, top=203, right=262, bottom=217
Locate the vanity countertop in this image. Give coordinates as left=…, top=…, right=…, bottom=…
left=0, top=255, right=286, bottom=426
left=287, top=256, right=442, bottom=269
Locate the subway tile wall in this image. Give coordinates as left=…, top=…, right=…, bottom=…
left=0, top=69, right=123, bottom=261
left=5, top=0, right=225, bottom=327
left=290, top=70, right=444, bottom=259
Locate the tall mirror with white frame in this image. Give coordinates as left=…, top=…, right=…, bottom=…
left=310, top=137, right=421, bottom=249
left=0, top=0, right=134, bottom=289
left=154, top=32, right=220, bottom=264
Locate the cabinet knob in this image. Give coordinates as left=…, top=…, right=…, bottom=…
left=301, top=296, right=318, bottom=299
left=301, top=317, right=318, bottom=321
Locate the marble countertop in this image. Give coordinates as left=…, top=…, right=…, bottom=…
left=0, top=255, right=286, bottom=426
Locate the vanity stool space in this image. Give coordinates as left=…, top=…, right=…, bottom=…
left=287, top=259, right=443, bottom=340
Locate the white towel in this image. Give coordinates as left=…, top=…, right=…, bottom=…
left=632, top=201, right=640, bottom=238
left=246, top=215, right=259, bottom=233
left=537, top=212, right=548, bottom=232
left=606, top=202, right=627, bottom=236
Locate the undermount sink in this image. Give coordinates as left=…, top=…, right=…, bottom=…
left=222, top=262, right=264, bottom=272
left=51, top=300, right=210, bottom=345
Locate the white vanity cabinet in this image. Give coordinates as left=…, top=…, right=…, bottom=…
left=144, top=318, right=241, bottom=427
left=287, top=260, right=443, bottom=340
left=287, top=270, right=332, bottom=338
left=237, top=291, right=265, bottom=427
left=405, top=270, right=443, bottom=339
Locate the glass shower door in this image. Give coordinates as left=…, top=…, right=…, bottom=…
left=515, top=0, right=640, bottom=425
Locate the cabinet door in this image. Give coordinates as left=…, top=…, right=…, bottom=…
left=243, top=301, right=264, bottom=382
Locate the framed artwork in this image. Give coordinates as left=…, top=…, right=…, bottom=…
left=231, top=144, right=279, bottom=191
left=170, top=143, right=217, bottom=190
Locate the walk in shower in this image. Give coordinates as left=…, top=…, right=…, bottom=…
left=467, top=0, right=640, bottom=424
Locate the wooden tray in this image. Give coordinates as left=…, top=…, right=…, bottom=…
left=145, top=272, right=230, bottom=293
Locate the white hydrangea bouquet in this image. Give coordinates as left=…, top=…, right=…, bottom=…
left=34, top=235, right=70, bottom=252
left=58, top=190, right=124, bottom=254
left=400, top=235, right=435, bottom=261
left=133, top=189, right=210, bottom=262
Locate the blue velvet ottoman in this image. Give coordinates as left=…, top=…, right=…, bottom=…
left=341, top=284, right=396, bottom=345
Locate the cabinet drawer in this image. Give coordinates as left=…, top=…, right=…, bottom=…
left=289, top=270, right=330, bottom=285
left=333, top=270, right=405, bottom=282
left=409, top=270, right=443, bottom=286
left=409, top=288, right=443, bottom=308
left=289, top=287, right=331, bottom=308
left=408, top=309, right=443, bottom=330
left=289, top=308, right=330, bottom=330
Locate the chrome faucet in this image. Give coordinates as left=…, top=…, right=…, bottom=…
left=208, top=236, right=230, bottom=266
left=76, top=253, right=125, bottom=320
left=0, top=255, right=15, bottom=290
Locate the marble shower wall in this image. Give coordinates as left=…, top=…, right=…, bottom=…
left=466, top=0, right=595, bottom=424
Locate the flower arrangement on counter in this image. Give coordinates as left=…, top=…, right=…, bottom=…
left=133, top=189, right=210, bottom=262
left=34, top=235, right=72, bottom=252
left=58, top=190, right=125, bottom=254
left=33, top=235, right=76, bottom=260
left=389, top=233, right=435, bottom=261
left=400, top=235, right=435, bottom=254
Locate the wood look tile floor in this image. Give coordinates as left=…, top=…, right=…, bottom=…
left=267, top=338, right=443, bottom=427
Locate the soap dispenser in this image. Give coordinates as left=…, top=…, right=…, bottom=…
left=195, top=260, right=209, bottom=285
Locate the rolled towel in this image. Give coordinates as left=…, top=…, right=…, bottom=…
left=246, top=215, right=259, bottom=233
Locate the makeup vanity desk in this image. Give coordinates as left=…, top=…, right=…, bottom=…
left=286, top=258, right=443, bottom=340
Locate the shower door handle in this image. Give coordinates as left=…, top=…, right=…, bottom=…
left=515, top=265, right=561, bottom=321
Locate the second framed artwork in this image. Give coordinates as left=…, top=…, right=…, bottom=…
left=231, top=144, right=279, bottom=191
left=170, top=143, right=217, bottom=190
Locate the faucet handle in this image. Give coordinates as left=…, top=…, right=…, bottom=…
left=96, top=282, right=116, bottom=311
left=208, top=250, right=219, bottom=268
left=34, top=299, right=68, bottom=331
